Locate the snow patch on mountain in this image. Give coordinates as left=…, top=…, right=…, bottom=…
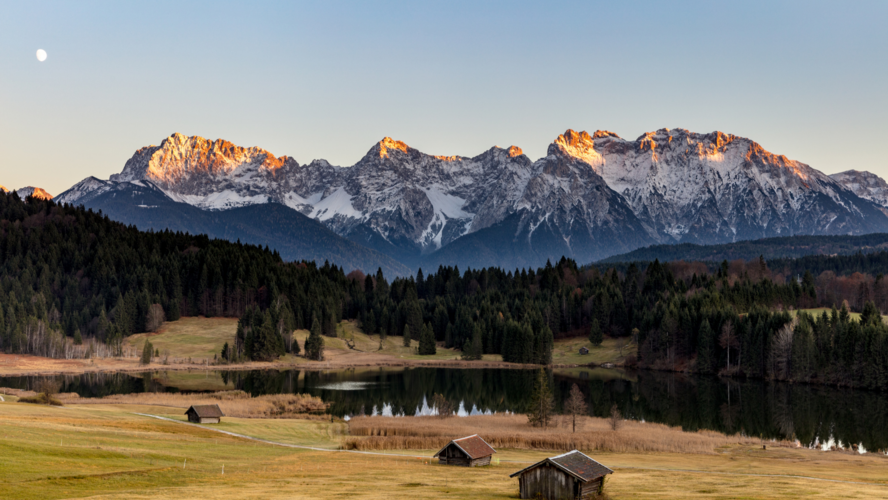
left=830, top=170, right=888, bottom=208
left=309, top=187, right=361, bottom=221
left=56, top=130, right=888, bottom=265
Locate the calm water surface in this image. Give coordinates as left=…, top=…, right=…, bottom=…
left=3, top=367, right=886, bottom=452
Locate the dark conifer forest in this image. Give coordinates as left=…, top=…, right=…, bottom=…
left=2, top=192, right=888, bottom=390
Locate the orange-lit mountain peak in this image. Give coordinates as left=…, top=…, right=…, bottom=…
left=592, top=130, right=621, bottom=140
left=555, top=129, right=594, bottom=147
left=0, top=184, right=7, bottom=193
left=433, top=155, right=461, bottom=162
left=377, top=137, right=410, bottom=158
left=16, top=187, right=53, bottom=200
left=507, top=146, right=523, bottom=157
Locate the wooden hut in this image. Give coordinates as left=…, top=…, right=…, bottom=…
left=510, top=450, right=612, bottom=499
left=433, top=435, right=496, bottom=467
left=185, top=404, right=224, bottom=424
left=579, top=346, right=589, bottom=355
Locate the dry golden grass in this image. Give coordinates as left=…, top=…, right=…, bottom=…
left=346, top=414, right=772, bottom=454
left=63, top=390, right=329, bottom=419
left=126, top=316, right=239, bottom=360
left=2, top=402, right=887, bottom=499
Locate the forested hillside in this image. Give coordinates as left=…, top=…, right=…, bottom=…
left=600, top=233, right=888, bottom=264
left=2, top=191, right=887, bottom=389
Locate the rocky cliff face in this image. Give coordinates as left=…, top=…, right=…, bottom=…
left=57, top=129, right=888, bottom=267
left=830, top=170, right=888, bottom=209
left=553, top=128, right=888, bottom=243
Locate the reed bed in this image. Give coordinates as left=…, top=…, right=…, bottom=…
left=57, top=390, right=329, bottom=419
left=346, top=414, right=777, bottom=454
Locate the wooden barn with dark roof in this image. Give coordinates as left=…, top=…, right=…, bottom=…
left=510, top=450, right=613, bottom=499
left=432, top=435, right=496, bottom=467
left=185, top=404, right=224, bottom=424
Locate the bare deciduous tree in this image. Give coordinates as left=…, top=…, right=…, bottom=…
left=768, top=319, right=796, bottom=380
left=431, top=393, right=454, bottom=418
left=146, top=304, right=165, bottom=333
left=608, top=403, right=622, bottom=431
left=563, top=383, right=588, bottom=433
left=719, top=320, right=739, bottom=371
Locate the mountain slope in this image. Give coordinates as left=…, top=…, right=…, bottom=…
left=73, top=181, right=410, bottom=276
left=57, top=129, right=888, bottom=270
left=599, top=233, right=888, bottom=264
left=830, top=170, right=888, bottom=208
left=554, top=128, right=888, bottom=243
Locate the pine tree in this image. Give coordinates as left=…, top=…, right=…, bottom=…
left=402, top=325, right=411, bottom=348
left=697, top=319, right=714, bottom=374
left=305, top=316, right=325, bottom=361
left=461, top=324, right=483, bottom=360
left=419, top=323, right=436, bottom=355
left=73, top=328, right=83, bottom=345
left=140, top=339, right=154, bottom=365
left=526, top=368, right=554, bottom=428
left=589, top=318, right=603, bottom=346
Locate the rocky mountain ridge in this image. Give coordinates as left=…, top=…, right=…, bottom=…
left=57, top=129, right=888, bottom=270
left=830, top=170, right=888, bottom=209
left=15, top=186, right=53, bottom=200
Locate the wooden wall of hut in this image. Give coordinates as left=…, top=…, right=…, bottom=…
left=518, top=463, right=579, bottom=499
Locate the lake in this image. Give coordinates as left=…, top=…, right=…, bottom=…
left=3, top=367, right=886, bottom=453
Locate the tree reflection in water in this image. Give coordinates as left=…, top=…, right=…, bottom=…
left=4, top=367, right=887, bottom=452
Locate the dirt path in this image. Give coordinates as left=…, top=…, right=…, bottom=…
left=133, top=412, right=888, bottom=489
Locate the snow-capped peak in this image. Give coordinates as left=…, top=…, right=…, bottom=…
left=831, top=170, right=888, bottom=208
left=55, top=128, right=888, bottom=266
left=15, top=186, right=53, bottom=200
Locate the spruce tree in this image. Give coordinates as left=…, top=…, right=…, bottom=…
left=402, top=325, right=411, bottom=348
left=589, top=318, right=603, bottom=346
left=461, top=324, right=483, bottom=360
left=73, top=328, right=82, bottom=345
left=140, top=339, right=153, bottom=365
left=697, top=319, right=714, bottom=374
left=305, top=316, right=325, bottom=361
left=526, top=368, right=554, bottom=428
left=419, top=323, right=436, bottom=355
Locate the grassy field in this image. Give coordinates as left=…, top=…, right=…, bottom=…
left=787, top=307, right=888, bottom=323
left=551, top=336, right=635, bottom=365
left=126, top=317, right=239, bottom=361
left=1, top=399, right=886, bottom=499
left=117, top=317, right=634, bottom=369
left=292, top=320, right=500, bottom=362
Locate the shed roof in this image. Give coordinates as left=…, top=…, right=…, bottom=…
left=185, top=404, right=224, bottom=418
left=433, top=435, right=496, bottom=459
left=509, top=450, right=612, bottom=482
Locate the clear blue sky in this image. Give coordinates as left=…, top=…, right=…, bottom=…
left=2, top=1, right=886, bottom=195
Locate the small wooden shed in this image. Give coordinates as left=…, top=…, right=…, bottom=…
left=433, top=435, right=496, bottom=467
left=579, top=346, right=590, bottom=355
left=510, top=450, right=613, bottom=499
left=185, top=404, right=224, bottom=424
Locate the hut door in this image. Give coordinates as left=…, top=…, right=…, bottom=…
left=573, top=482, right=580, bottom=499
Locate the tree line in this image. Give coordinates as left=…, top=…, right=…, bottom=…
left=2, top=191, right=888, bottom=389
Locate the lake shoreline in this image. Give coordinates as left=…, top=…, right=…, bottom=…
left=0, top=351, right=610, bottom=378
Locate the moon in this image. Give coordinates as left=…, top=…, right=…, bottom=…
left=36, top=49, right=47, bottom=62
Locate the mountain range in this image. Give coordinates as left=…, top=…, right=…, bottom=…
left=48, top=129, right=888, bottom=274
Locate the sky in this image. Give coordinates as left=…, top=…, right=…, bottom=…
left=1, top=0, right=887, bottom=195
